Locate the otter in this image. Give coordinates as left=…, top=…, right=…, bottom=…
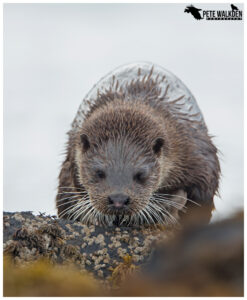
left=56, top=62, right=220, bottom=226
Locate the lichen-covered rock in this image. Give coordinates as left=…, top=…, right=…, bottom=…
left=3, top=211, right=243, bottom=297
left=3, top=211, right=170, bottom=280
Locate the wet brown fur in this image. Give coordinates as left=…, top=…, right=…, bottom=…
left=56, top=71, right=220, bottom=225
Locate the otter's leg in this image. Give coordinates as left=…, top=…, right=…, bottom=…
left=158, top=188, right=214, bottom=225
left=164, top=189, right=187, bottom=223
left=185, top=186, right=215, bottom=225
left=184, top=138, right=220, bottom=224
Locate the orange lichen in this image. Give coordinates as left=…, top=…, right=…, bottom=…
left=110, top=254, right=138, bottom=287
left=3, top=256, right=102, bottom=297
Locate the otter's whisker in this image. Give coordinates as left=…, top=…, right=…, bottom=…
left=142, top=208, right=154, bottom=225
left=56, top=199, right=79, bottom=209
left=67, top=198, right=89, bottom=214
left=146, top=204, right=162, bottom=224
left=80, top=206, right=95, bottom=224
left=154, top=200, right=186, bottom=211
left=139, top=210, right=149, bottom=225
left=87, top=207, right=98, bottom=225
left=59, top=203, right=79, bottom=219
left=72, top=201, right=92, bottom=221
left=149, top=202, right=167, bottom=220
left=71, top=198, right=91, bottom=220
left=164, top=208, right=178, bottom=225
left=151, top=197, right=186, bottom=210
left=57, top=192, right=85, bottom=195
left=67, top=202, right=84, bottom=220
left=56, top=195, right=82, bottom=202
left=154, top=192, right=201, bottom=207
left=149, top=199, right=178, bottom=225
left=58, top=196, right=90, bottom=219
left=58, top=186, right=86, bottom=191
left=82, top=204, right=95, bottom=223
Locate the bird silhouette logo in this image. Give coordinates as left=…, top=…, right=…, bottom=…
left=231, top=4, right=239, bottom=11
left=184, top=5, right=203, bottom=20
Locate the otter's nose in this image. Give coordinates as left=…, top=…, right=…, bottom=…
left=108, top=193, right=130, bottom=208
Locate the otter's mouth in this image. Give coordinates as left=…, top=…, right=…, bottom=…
left=112, top=215, right=128, bottom=226
left=107, top=206, right=131, bottom=215
left=105, top=206, right=136, bottom=226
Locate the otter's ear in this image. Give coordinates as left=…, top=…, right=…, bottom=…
left=80, top=134, right=90, bottom=152
left=152, top=138, right=164, bottom=155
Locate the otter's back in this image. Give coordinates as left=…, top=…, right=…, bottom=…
left=72, top=62, right=207, bottom=132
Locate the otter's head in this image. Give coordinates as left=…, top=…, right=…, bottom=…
left=73, top=101, right=173, bottom=225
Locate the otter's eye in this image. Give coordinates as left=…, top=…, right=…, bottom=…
left=95, top=169, right=106, bottom=179
left=133, top=171, right=146, bottom=184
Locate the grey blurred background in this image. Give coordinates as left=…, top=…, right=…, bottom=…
left=3, top=3, right=244, bottom=221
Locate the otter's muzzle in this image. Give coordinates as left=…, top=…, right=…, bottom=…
left=108, top=193, right=130, bottom=208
